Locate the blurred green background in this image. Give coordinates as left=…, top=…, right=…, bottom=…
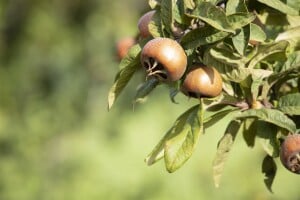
left=0, top=0, right=299, bottom=199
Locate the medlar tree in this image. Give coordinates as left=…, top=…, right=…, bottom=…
left=109, top=0, right=300, bottom=192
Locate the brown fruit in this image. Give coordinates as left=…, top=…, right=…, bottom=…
left=141, top=37, right=187, bottom=81
left=182, top=65, right=223, bottom=98
left=116, top=37, right=136, bottom=60
left=280, top=134, right=300, bottom=174
left=138, top=10, right=156, bottom=38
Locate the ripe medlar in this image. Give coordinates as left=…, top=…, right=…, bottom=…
left=181, top=65, right=223, bottom=98
left=115, top=37, right=136, bottom=60
left=138, top=10, right=156, bottom=38
left=280, top=134, right=300, bottom=174
left=140, top=37, right=187, bottom=81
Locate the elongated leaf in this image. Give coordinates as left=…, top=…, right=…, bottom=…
left=213, top=120, right=241, bottom=187
left=181, top=26, right=230, bottom=49
left=232, top=25, right=250, bottom=55
left=204, top=107, right=238, bottom=129
left=188, top=2, right=235, bottom=33
left=262, top=155, right=277, bottom=193
left=255, top=121, right=280, bottom=157
left=108, top=45, right=141, bottom=110
left=241, top=118, right=257, bottom=147
left=134, top=77, right=159, bottom=103
left=160, top=0, right=174, bottom=34
left=164, top=103, right=204, bottom=172
left=247, top=41, right=290, bottom=69
left=144, top=105, right=199, bottom=165
left=236, top=108, right=297, bottom=133
left=227, top=13, right=256, bottom=30
left=276, top=26, right=300, bottom=51
left=257, top=0, right=298, bottom=16
left=278, top=93, right=300, bottom=115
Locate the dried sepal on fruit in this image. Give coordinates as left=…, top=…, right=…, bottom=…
left=280, top=134, right=300, bottom=174
left=141, top=37, right=187, bottom=81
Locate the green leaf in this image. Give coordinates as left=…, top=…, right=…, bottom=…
left=212, top=120, right=241, bottom=188
left=257, top=0, right=298, bottom=16
left=144, top=104, right=199, bottom=166
left=164, top=103, right=204, bottom=173
left=149, top=0, right=161, bottom=9
left=184, top=0, right=195, bottom=10
left=180, top=26, right=230, bottom=49
left=256, top=121, right=280, bottom=157
left=276, top=26, right=300, bottom=51
left=188, top=2, right=235, bottom=33
left=149, top=10, right=165, bottom=38
left=261, top=66, right=300, bottom=99
left=204, top=106, right=238, bottom=129
left=249, top=23, right=266, bottom=42
left=226, top=0, right=248, bottom=15
left=278, top=93, right=300, bottom=115
left=133, top=77, right=159, bottom=104
left=262, top=155, right=277, bottom=193
left=241, top=118, right=256, bottom=147
left=161, top=0, right=174, bottom=34
left=247, top=40, right=290, bottom=69
left=236, top=108, right=297, bottom=133
left=232, top=25, right=250, bottom=55
left=227, top=13, right=256, bottom=30
left=108, top=45, right=141, bottom=110
left=204, top=47, right=272, bottom=83
left=281, top=51, right=300, bottom=70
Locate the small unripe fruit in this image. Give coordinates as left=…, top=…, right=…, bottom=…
left=141, top=37, right=187, bottom=81
left=182, top=65, right=223, bottom=98
left=280, top=134, right=300, bottom=174
left=116, top=37, right=136, bottom=60
left=138, top=10, right=156, bottom=38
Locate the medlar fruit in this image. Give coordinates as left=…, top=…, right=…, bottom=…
left=138, top=10, right=156, bottom=38
left=181, top=65, right=223, bottom=98
left=280, top=134, right=300, bottom=174
left=140, top=37, right=187, bottom=81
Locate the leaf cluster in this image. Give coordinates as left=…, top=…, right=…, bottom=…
left=108, top=0, right=300, bottom=192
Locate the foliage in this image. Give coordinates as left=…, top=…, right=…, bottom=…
left=108, top=0, right=300, bottom=192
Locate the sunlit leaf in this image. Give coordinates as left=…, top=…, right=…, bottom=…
left=227, top=13, right=256, bottom=30
left=236, top=108, right=297, bottom=133
left=262, top=155, right=277, bottom=193
left=226, top=0, right=248, bottom=15
left=247, top=41, right=290, bottom=69
left=144, top=105, right=199, bottom=166
left=257, top=0, right=298, bottom=16
left=232, top=25, right=250, bottom=55
left=213, top=120, right=241, bottom=187
left=164, top=103, right=204, bottom=172
left=149, top=0, right=161, bottom=9
left=188, top=2, right=235, bottom=33
left=276, top=26, right=300, bottom=51
left=278, top=93, right=300, bottom=115
left=249, top=23, right=266, bottom=42
left=181, top=26, right=230, bottom=49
